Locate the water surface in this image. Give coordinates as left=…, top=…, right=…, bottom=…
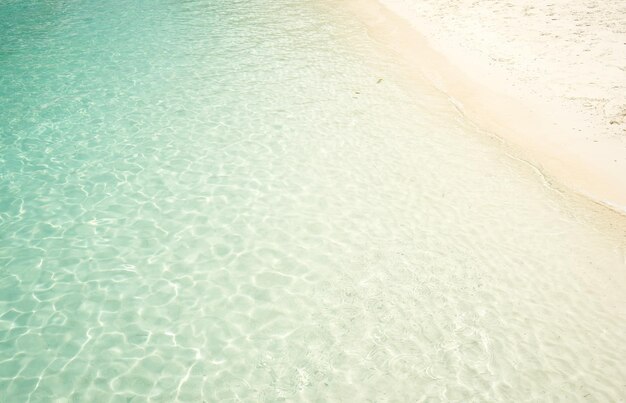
left=1, top=0, right=625, bottom=401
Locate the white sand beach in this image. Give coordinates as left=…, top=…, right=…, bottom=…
left=4, top=0, right=626, bottom=400
left=349, top=0, right=626, bottom=213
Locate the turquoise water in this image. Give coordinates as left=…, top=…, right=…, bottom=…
left=1, top=0, right=626, bottom=401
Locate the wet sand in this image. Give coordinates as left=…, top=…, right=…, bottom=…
left=348, top=0, right=626, bottom=214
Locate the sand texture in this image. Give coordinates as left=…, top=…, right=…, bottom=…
left=370, top=0, right=626, bottom=212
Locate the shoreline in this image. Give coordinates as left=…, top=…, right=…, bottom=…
left=346, top=0, right=626, bottom=215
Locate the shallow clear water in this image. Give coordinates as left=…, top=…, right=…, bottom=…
left=1, top=0, right=625, bottom=401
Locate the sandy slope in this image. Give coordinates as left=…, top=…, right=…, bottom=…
left=354, top=0, right=626, bottom=213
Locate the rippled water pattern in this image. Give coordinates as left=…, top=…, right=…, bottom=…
left=1, top=0, right=626, bottom=401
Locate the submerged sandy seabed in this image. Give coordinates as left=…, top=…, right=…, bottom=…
left=347, top=0, right=626, bottom=214
left=3, top=0, right=626, bottom=400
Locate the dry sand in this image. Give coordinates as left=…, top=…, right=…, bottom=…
left=349, top=0, right=626, bottom=213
